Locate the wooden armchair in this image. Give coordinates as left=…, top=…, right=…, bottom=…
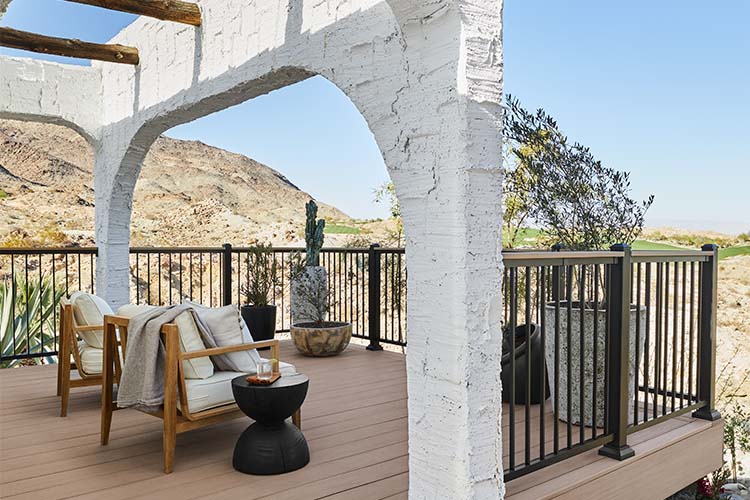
left=57, top=300, right=122, bottom=417
left=100, top=314, right=300, bottom=474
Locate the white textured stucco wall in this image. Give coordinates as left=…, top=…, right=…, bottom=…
left=0, top=1, right=505, bottom=497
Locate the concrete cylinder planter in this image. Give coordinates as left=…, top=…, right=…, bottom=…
left=291, top=322, right=352, bottom=357
left=543, top=302, right=646, bottom=428
left=291, top=266, right=327, bottom=325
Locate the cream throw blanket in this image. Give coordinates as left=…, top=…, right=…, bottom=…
left=117, top=304, right=198, bottom=413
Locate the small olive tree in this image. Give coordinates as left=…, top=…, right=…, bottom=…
left=504, top=95, right=654, bottom=250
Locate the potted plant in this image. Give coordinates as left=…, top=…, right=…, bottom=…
left=290, top=200, right=352, bottom=356
left=505, top=96, right=654, bottom=427
left=291, top=200, right=327, bottom=325
left=240, top=242, right=279, bottom=347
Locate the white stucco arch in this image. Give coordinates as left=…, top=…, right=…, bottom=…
left=1, top=1, right=505, bottom=498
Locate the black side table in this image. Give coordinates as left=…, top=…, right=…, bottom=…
left=231, top=373, right=310, bottom=475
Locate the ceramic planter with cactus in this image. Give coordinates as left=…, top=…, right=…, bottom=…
left=290, top=200, right=351, bottom=356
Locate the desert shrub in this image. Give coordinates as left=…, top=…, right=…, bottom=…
left=1, top=274, right=65, bottom=367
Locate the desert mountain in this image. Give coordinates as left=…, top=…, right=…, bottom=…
left=0, top=119, right=350, bottom=246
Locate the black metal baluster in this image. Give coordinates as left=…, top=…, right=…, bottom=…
left=24, top=254, right=30, bottom=355
left=90, top=253, right=95, bottom=293
left=135, top=253, right=140, bottom=303
left=147, top=253, right=151, bottom=304
left=634, top=262, right=642, bottom=425
left=208, top=253, right=213, bottom=307
left=52, top=254, right=57, bottom=351
left=644, top=263, right=652, bottom=423
left=688, top=262, right=695, bottom=402
left=591, top=264, right=600, bottom=439
left=158, top=253, right=163, bottom=305
left=524, top=266, right=532, bottom=465
left=65, top=253, right=70, bottom=295
left=566, top=265, right=573, bottom=449
left=662, top=262, right=670, bottom=416
left=578, top=264, right=586, bottom=444
left=680, top=261, right=687, bottom=408
left=538, top=266, right=546, bottom=460
left=671, top=262, right=678, bottom=412
left=38, top=254, right=44, bottom=354
left=11, top=256, right=17, bottom=355
left=552, top=264, right=561, bottom=454
left=509, top=267, right=517, bottom=471
left=654, top=263, right=662, bottom=420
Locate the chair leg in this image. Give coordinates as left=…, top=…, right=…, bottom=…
left=162, top=324, right=179, bottom=474
left=56, top=356, right=62, bottom=397
left=292, top=408, right=301, bottom=429
left=101, top=323, right=115, bottom=445
left=59, top=333, right=71, bottom=417
left=163, top=415, right=177, bottom=474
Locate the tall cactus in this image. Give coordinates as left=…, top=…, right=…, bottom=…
left=305, top=200, right=325, bottom=266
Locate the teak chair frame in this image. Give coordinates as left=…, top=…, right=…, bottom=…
left=57, top=303, right=122, bottom=417
left=100, top=314, right=301, bottom=474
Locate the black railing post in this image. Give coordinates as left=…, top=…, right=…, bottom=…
left=366, top=243, right=383, bottom=351
left=693, top=243, right=721, bottom=421
left=599, top=243, right=635, bottom=460
left=551, top=243, right=564, bottom=301
left=222, top=243, right=233, bottom=306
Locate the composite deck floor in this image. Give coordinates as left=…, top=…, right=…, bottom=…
left=0, top=341, right=720, bottom=499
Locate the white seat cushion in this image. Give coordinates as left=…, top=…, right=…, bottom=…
left=181, top=362, right=297, bottom=414
left=69, top=292, right=113, bottom=348
left=77, top=341, right=123, bottom=375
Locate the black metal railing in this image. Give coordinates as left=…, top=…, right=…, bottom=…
left=500, top=244, right=720, bottom=480
left=0, top=247, right=97, bottom=364
left=0, top=242, right=721, bottom=482
left=0, top=244, right=407, bottom=364
left=128, top=244, right=407, bottom=346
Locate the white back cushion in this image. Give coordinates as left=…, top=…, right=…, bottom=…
left=116, top=303, right=157, bottom=319
left=188, top=303, right=261, bottom=372
left=115, top=304, right=214, bottom=380
left=173, top=311, right=214, bottom=379
left=69, top=292, right=113, bottom=348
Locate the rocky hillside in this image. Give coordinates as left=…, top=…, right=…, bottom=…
left=0, top=119, right=350, bottom=246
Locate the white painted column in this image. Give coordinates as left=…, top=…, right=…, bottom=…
left=93, top=130, right=143, bottom=308
left=382, top=1, right=505, bottom=498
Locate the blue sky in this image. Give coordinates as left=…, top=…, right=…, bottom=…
left=2, top=1, right=748, bottom=234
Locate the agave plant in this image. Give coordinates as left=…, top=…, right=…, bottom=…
left=0, top=275, right=65, bottom=368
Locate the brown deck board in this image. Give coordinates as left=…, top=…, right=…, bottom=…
left=0, top=340, right=722, bottom=499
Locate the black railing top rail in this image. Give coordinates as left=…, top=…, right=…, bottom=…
left=631, top=250, right=711, bottom=263
left=129, top=246, right=225, bottom=253
left=0, top=247, right=99, bottom=255
left=502, top=249, right=712, bottom=268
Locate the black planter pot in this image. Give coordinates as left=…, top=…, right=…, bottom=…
left=241, top=305, right=277, bottom=349
left=501, top=323, right=550, bottom=405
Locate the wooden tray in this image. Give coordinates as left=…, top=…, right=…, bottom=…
left=245, top=373, right=281, bottom=386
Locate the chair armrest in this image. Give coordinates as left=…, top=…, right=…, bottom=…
left=103, top=315, right=131, bottom=328
left=180, top=339, right=279, bottom=360
left=73, top=325, right=106, bottom=332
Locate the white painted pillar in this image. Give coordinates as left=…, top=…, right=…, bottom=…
left=383, top=1, right=505, bottom=498
left=93, top=131, right=143, bottom=308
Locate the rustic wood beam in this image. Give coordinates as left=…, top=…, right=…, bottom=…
left=0, top=27, right=139, bottom=65
left=65, top=0, right=201, bottom=26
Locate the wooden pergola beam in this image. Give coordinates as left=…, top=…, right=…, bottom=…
left=0, top=27, right=139, bottom=65
left=65, top=0, right=202, bottom=26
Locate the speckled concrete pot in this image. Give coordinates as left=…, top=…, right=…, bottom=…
left=291, top=322, right=352, bottom=357
left=543, top=302, right=646, bottom=428
left=291, top=266, right=327, bottom=325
